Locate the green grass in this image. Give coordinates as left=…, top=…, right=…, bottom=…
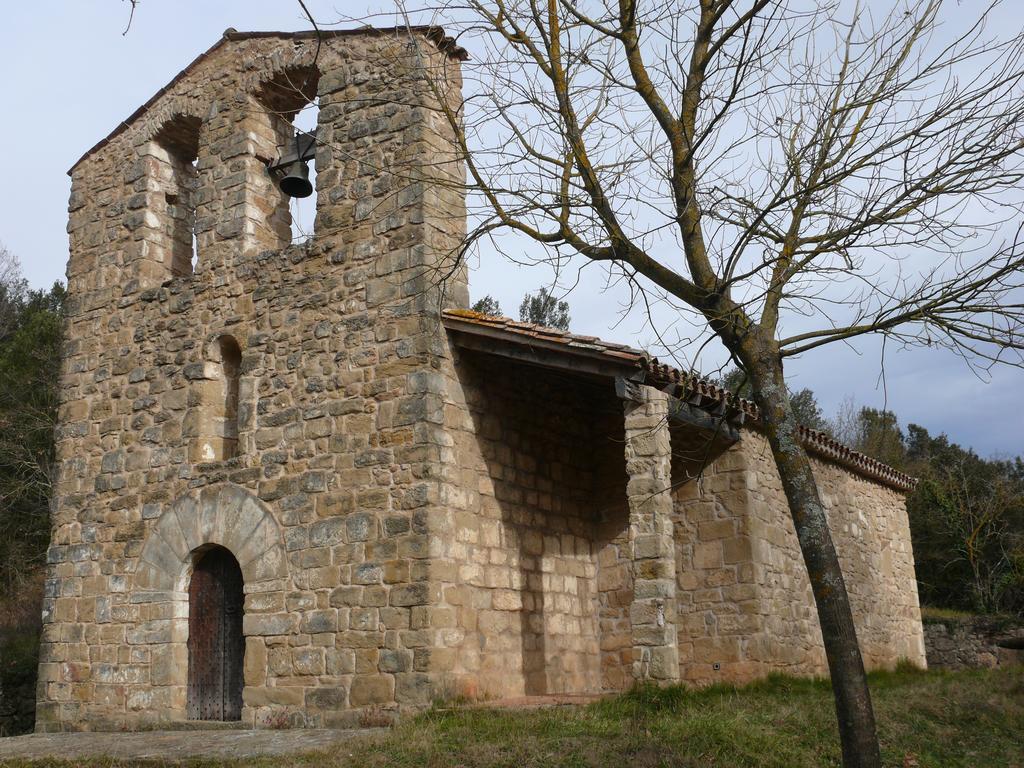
left=4, top=667, right=1023, bottom=768
left=920, top=605, right=1021, bottom=632
left=919, top=605, right=980, bottom=623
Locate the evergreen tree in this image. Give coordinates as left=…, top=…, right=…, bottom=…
left=470, top=295, right=502, bottom=316
left=519, top=287, right=570, bottom=330
left=721, top=369, right=829, bottom=432
left=0, top=279, right=64, bottom=591
left=0, top=249, right=63, bottom=735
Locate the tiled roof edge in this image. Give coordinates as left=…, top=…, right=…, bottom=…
left=443, top=310, right=916, bottom=493
left=442, top=308, right=647, bottom=363
left=641, top=357, right=917, bottom=492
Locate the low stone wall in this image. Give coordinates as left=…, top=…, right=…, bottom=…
left=923, top=615, right=1024, bottom=669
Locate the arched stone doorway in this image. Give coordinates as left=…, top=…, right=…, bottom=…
left=134, top=485, right=288, bottom=724
left=187, top=546, right=245, bottom=721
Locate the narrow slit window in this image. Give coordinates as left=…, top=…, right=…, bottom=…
left=217, top=335, right=242, bottom=461
left=191, top=334, right=243, bottom=463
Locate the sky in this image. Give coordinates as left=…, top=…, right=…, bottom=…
left=0, top=1, right=1020, bottom=459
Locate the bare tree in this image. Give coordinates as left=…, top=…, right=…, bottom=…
left=0, top=244, right=27, bottom=340
left=920, top=453, right=1024, bottom=614
left=365, top=1, right=1024, bottom=764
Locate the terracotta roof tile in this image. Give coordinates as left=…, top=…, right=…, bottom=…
left=443, top=307, right=647, bottom=359
left=442, top=309, right=916, bottom=492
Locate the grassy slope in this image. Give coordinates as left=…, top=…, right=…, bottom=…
left=5, top=667, right=1022, bottom=768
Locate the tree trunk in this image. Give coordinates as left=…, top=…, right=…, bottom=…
left=742, top=342, right=882, bottom=768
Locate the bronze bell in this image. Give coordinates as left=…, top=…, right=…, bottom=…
left=279, top=160, right=313, bottom=199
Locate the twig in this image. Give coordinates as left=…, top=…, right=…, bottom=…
left=122, top=0, right=139, bottom=36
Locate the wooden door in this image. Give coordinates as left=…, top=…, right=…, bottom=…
left=187, top=547, right=244, bottom=720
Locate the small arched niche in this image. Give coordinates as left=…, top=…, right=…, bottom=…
left=189, top=334, right=243, bottom=462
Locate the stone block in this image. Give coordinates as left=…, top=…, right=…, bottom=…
left=306, top=686, right=348, bottom=709
left=293, top=647, right=325, bottom=676
left=245, top=637, right=268, bottom=686
left=379, top=649, right=412, bottom=673
left=244, top=686, right=303, bottom=707
left=722, top=536, right=753, bottom=564
left=243, top=613, right=297, bottom=636
left=698, top=519, right=736, bottom=541
left=390, top=583, right=435, bottom=607
left=693, top=542, right=724, bottom=569
left=349, top=675, right=395, bottom=706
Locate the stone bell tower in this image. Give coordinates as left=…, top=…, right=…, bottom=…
left=38, top=27, right=470, bottom=731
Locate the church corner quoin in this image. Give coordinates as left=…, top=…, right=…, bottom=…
left=37, top=27, right=926, bottom=732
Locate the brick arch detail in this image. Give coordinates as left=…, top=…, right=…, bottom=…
left=135, top=484, right=287, bottom=592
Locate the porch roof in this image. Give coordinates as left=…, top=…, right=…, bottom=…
left=442, top=309, right=917, bottom=492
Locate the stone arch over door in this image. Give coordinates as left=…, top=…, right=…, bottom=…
left=132, top=485, right=287, bottom=723
left=135, top=484, right=287, bottom=592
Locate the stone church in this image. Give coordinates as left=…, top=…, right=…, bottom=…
left=36, top=27, right=926, bottom=731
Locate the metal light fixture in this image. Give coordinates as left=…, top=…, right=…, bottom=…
left=267, top=131, right=316, bottom=199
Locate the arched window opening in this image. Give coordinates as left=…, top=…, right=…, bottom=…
left=153, top=115, right=201, bottom=276
left=257, top=68, right=320, bottom=245
left=191, top=334, right=243, bottom=463
left=218, top=335, right=242, bottom=459
left=287, top=101, right=320, bottom=244
left=212, top=335, right=242, bottom=461
left=187, top=546, right=244, bottom=721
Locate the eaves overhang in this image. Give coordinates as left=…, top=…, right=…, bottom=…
left=442, top=309, right=918, bottom=493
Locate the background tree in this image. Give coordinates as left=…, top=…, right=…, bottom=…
left=519, top=286, right=570, bottom=330
left=0, top=246, right=28, bottom=340
left=823, top=403, right=1024, bottom=616
left=406, top=1, right=1024, bottom=763
left=0, top=248, right=64, bottom=735
left=831, top=402, right=907, bottom=470
left=904, top=424, right=1024, bottom=615
left=471, top=294, right=503, bottom=315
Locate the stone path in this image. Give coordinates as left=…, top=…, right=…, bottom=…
left=0, top=696, right=604, bottom=763
left=0, top=728, right=378, bottom=763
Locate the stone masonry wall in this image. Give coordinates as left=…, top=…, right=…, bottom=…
left=672, top=429, right=926, bottom=685
left=923, top=616, right=1024, bottom=670
left=39, top=31, right=469, bottom=731
left=622, top=388, right=679, bottom=684
left=440, top=350, right=629, bottom=700
left=671, top=432, right=761, bottom=684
